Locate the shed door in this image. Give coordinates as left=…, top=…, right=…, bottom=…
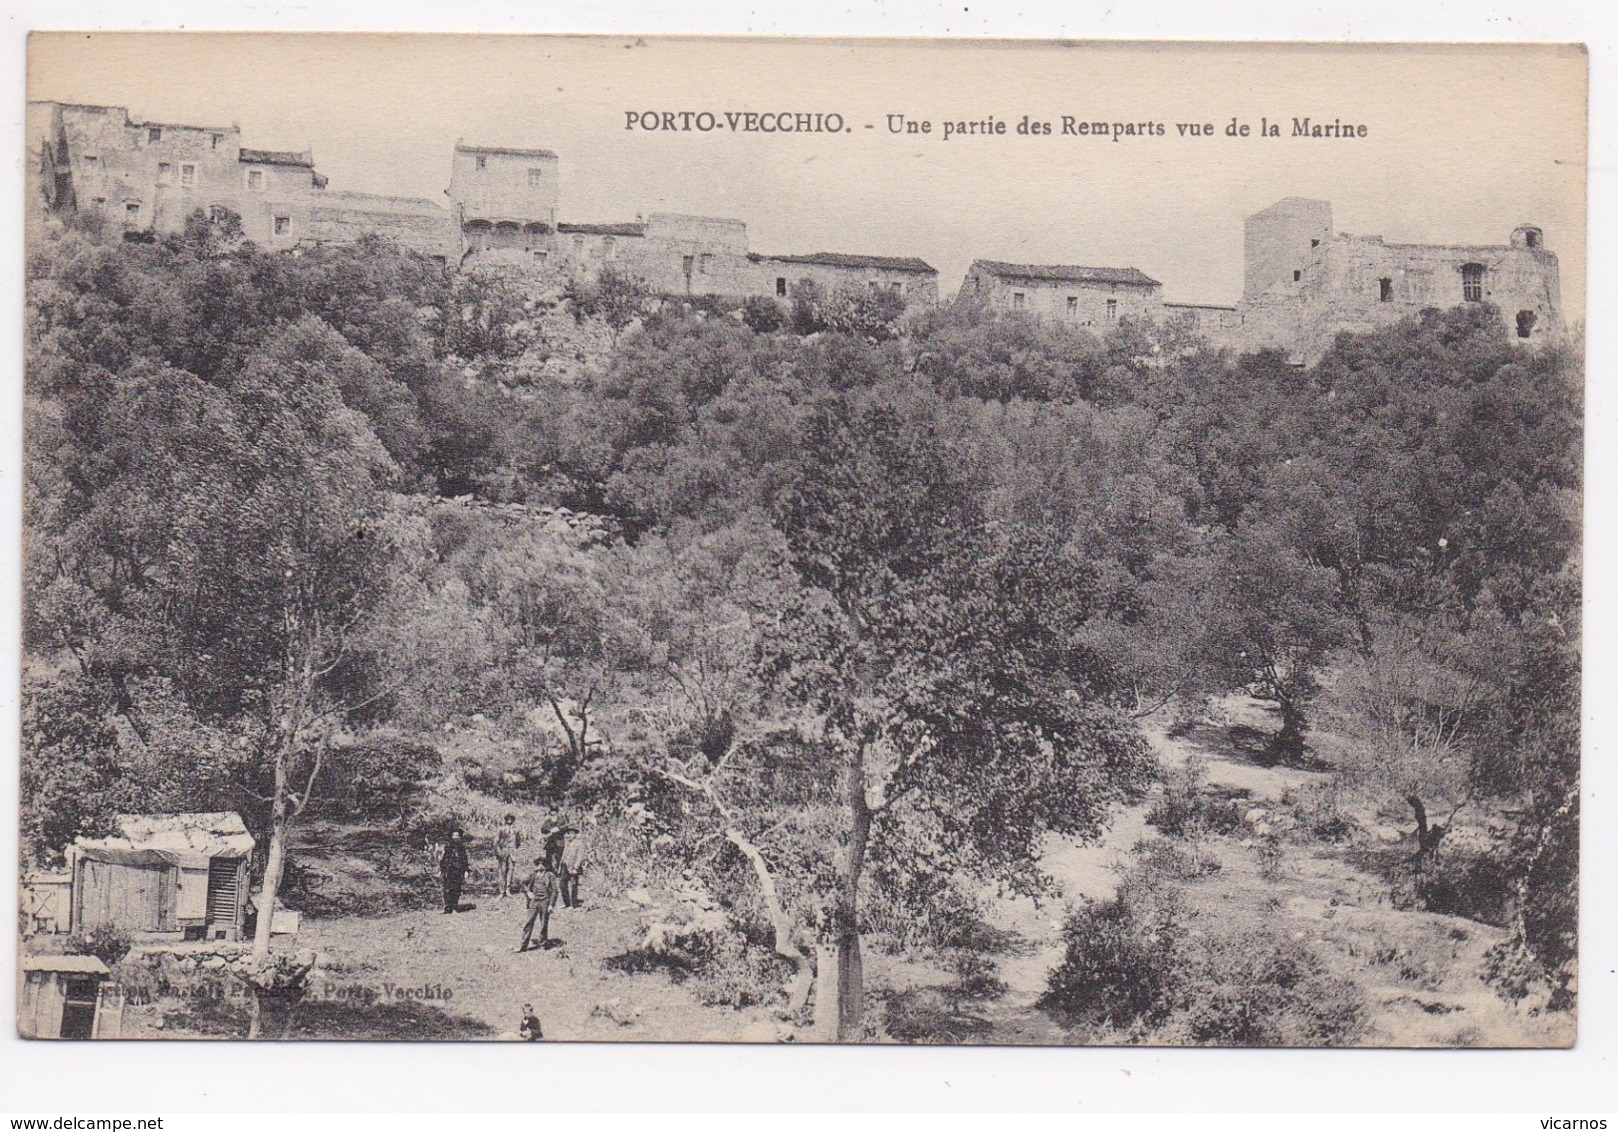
left=77, top=859, right=178, bottom=933
left=206, top=858, right=242, bottom=925
left=60, top=978, right=98, bottom=1040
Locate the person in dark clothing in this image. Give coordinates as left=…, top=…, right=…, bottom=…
left=440, top=829, right=471, bottom=913
left=519, top=1003, right=543, bottom=1041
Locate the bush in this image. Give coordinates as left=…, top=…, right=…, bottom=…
left=1175, top=930, right=1367, bottom=1047
left=1042, top=882, right=1185, bottom=1029
left=1145, top=756, right=1246, bottom=838
left=68, top=923, right=134, bottom=967
left=1278, top=782, right=1358, bottom=843
left=740, top=295, right=786, bottom=334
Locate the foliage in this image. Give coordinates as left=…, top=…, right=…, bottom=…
left=68, top=923, right=134, bottom=968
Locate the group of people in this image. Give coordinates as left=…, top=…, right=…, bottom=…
left=436, top=813, right=588, bottom=955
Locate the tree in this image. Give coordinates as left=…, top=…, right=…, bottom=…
left=1333, top=612, right=1491, bottom=873
left=763, top=382, right=1153, bottom=1038
left=566, top=266, right=656, bottom=344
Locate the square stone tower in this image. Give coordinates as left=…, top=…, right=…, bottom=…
left=1244, top=197, right=1334, bottom=299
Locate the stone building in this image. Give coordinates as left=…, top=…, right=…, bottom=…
left=554, top=213, right=759, bottom=295
left=751, top=252, right=940, bottom=307
left=28, top=101, right=459, bottom=261
left=1233, top=198, right=1564, bottom=361
left=960, top=260, right=1163, bottom=328
left=451, top=143, right=560, bottom=261
left=28, top=103, right=1561, bottom=356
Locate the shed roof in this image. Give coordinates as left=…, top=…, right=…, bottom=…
left=752, top=252, right=937, bottom=274
left=971, top=260, right=1161, bottom=287
left=72, top=812, right=254, bottom=865
left=22, top=954, right=111, bottom=976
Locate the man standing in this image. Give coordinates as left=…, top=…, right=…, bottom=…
left=558, top=823, right=587, bottom=909
left=517, top=855, right=560, bottom=953
left=440, top=829, right=471, bottom=914
left=493, top=813, right=522, bottom=900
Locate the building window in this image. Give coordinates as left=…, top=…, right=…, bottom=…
left=1106, top=298, right=1118, bottom=321
left=528, top=168, right=544, bottom=187
left=1066, top=296, right=1078, bottom=317
left=1379, top=278, right=1393, bottom=302
left=682, top=255, right=695, bottom=276
left=776, top=276, right=787, bottom=297
left=157, top=162, right=173, bottom=184
left=1311, top=238, right=1320, bottom=248
left=1293, top=270, right=1302, bottom=282
left=602, top=236, right=615, bottom=258
left=247, top=169, right=265, bottom=191
left=124, top=201, right=141, bottom=224
left=1012, top=292, right=1025, bottom=310
left=1516, top=310, right=1537, bottom=339
left=475, top=154, right=488, bottom=170
left=273, top=215, right=291, bottom=236
left=700, top=254, right=714, bottom=274
left=180, top=163, right=196, bottom=188
left=147, top=127, right=162, bottom=144
left=1461, top=263, right=1485, bottom=303
left=82, top=154, right=98, bottom=169
left=573, top=237, right=585, bottom=254
left=210, top=133, right=221, bottom=150
left=532, top=250, right=548, bottom=264
left=1525, top=230, right=1541, bottom=249
left=90, top=197, right=105, bottom=210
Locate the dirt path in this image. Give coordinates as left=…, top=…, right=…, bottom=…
left=975, top=716, right=1293, bottom=1042
left=976, top=700, right=1571, bottom=1047
left=297, top=888, right=780, bottom=1042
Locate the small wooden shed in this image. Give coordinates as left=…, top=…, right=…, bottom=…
left=18, top=954, right=112, bottom=1039
left=68, top=813, right=255, bottom=943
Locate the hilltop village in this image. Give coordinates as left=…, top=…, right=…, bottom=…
left=27, top=100, right=1565, bottom=362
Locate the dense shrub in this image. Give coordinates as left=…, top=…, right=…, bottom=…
left=1174, top=930, right=1367, bottom=1046
left=1278, top=782, right=1358, bottom=843
left=1042, top=883, right=1185, bottom=1029
left=68, top=924, right=134, bottom=967
left=1145, top=756, right=1246, bottom=838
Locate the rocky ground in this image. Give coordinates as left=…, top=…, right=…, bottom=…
left=121, top=699, right=1572, bottom=1046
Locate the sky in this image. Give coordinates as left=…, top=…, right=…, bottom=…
left=28, top=35, right=1587, bottom=313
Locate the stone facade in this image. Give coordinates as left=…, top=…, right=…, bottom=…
left=751, top=252, right=940, bottom=307
left=956, top=201, right=1564, bottom=364
left=28, top=104, right=1562, bottom=357
left=1234, top=199, right=1564, bottom=360
left=961, top=261, right=1163, bottom=329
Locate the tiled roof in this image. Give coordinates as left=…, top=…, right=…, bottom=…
left=752, top=252, right=937, bottom=274
left=972, top=259, right=1160, bottom=287
left=558, top=221, right=647, bottom=237
left=239, top=148, right=314, bottom=168
left=457, top=144, right=558, bottom=160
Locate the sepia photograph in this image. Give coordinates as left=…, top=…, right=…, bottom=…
left=16, top=33, right=1587, bottom=1050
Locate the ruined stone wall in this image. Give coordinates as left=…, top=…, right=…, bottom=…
left=302, top=191, right=459, bottom=261
left=1237, top=232, right=1564, bottom=361
left=1162, top=303, right=1241, bottom=339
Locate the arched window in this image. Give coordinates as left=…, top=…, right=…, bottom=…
left=1516, top=310, right=1537, bottom=339
left=1461, top=263, right=1485, bottom=303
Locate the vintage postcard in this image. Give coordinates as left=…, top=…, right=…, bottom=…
left=19, top=34, right=1585, bottom=1046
